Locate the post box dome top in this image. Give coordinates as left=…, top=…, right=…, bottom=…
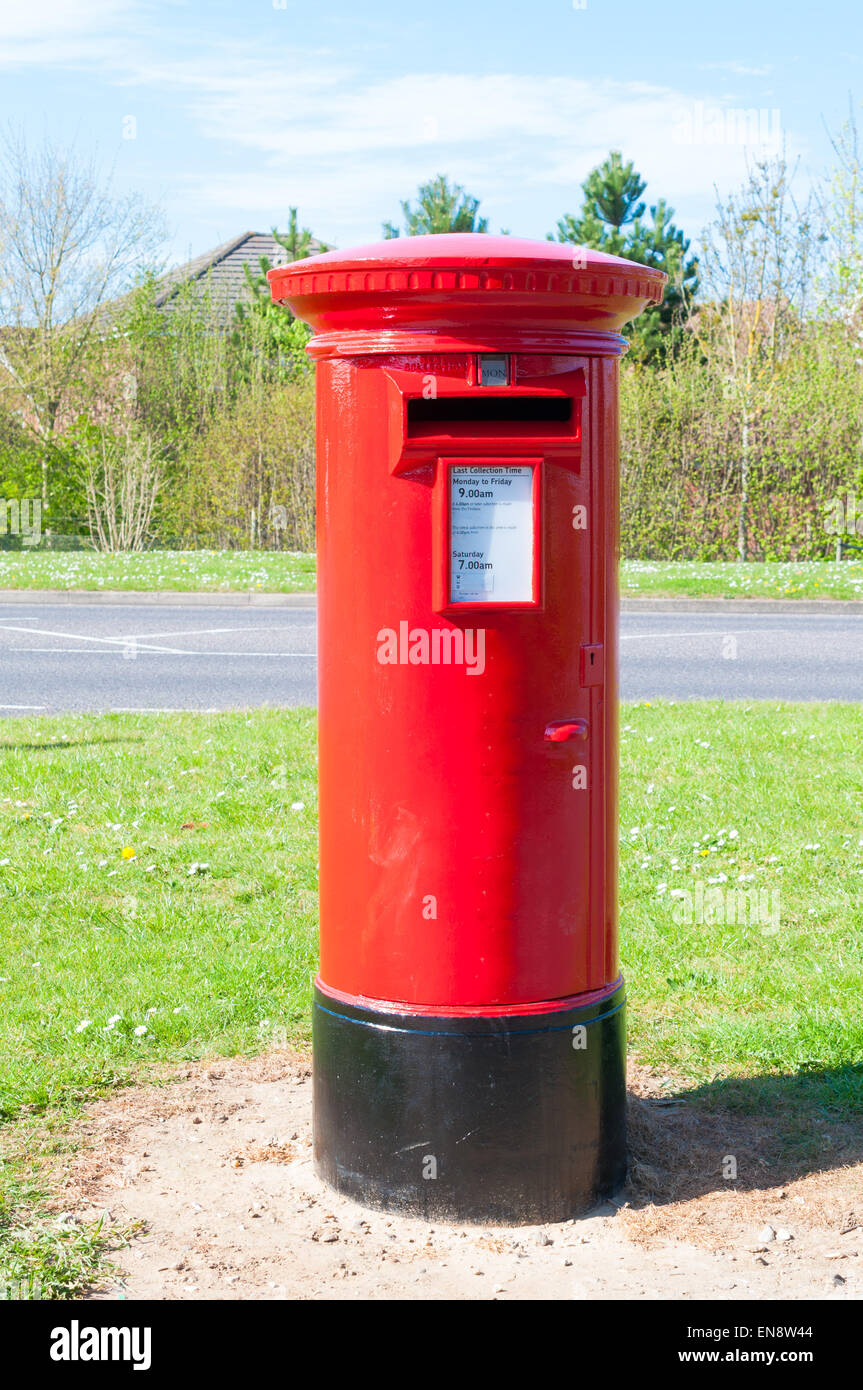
left=267, top=233, right=666, bottom=357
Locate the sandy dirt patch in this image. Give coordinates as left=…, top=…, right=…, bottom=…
left=49, top=1051, right=862, bottom=1301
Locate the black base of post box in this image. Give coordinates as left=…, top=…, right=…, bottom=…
left=312, top=981, right=627, bottom=1225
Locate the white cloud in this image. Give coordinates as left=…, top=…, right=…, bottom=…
left=0, top=8, right=809, bottom=250
left=169, top=66, right=802, bottom=238
left=700, top=61, right=773, bottom=78
left=0, top=0, right=127, bottom=38
left=0, top=0, right=138, bottom=66
left=0, top=0, right=120, bottom=36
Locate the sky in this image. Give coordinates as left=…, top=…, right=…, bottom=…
left=0, top=0, right=859, bottom=271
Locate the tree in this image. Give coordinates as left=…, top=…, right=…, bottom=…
left=383, top=175, right=489, bottom=237
left=820, top=98, right=863, bottom=322
left=169, top=375, right=316, bottom=550
left=81, top=428, right=163, bottom=552
left=232, top=209, right=326, bottom=375
left=552, top=151, right=698, bottom=359
left=0, top=129, right=166, bottom=505
left=694, top=156, right=823, bottom=559
left=120, top=272, right=234, bottom=459
left=555, top=151, right=646, bottom=253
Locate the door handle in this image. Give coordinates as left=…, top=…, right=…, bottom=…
left=543, top=719, right=588, bottom=742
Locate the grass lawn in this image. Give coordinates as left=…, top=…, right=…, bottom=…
left=0, top=549, right=316, bottom=594
left=1, top=701, right=862, bottom=1292
left=2, top=551, right=863, bottom=600
left=621, top=559, right=863, bottom=600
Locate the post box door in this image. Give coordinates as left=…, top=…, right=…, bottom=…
left=317, top=354, right=606, bottom=1007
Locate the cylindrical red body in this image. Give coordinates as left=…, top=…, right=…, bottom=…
left=315, top=349, right=618, bottom=1010
left=270, top=235, right=664, bottom=1223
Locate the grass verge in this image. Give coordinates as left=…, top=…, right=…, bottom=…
left=0, top=1162, right=139, bottom=1300
left=620, top=559, right=863, bottom=600
left=2, top=553, right=863, bottom=600
left=1, top=701, right=861, bottom=1291
left=0, top=549, right=316, bottom=594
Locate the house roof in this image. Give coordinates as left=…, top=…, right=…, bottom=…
left=155, top=230, right=326, bottom=320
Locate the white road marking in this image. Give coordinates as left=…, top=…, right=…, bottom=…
left=127, top=624, right=314, bottom=640
left=0, top=624, right=186, bottom=653
left=0, top=703, right=47, bottom=709
left=620, top=628, right=831, bottom=643
left=620, top=630, right=746, bottom=641
left=4, top=647, right=315, bottom=656
left=120, top=626, right=242, bottom=641
left=624, top=610, right=863, bottom=619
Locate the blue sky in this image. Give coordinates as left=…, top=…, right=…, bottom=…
left=0, top=0, right=858, bottom=269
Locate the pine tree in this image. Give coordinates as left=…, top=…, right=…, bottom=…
left=233, top=210, right=327, bottom=374
left=555, top=152, right=646, bottom=254
left=552, top=152, right=698, bottom=359
left=235, top=209, right=325, bottom=313
left=384, top=175, right=489, bottom=237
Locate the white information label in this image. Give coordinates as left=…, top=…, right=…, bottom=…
left=449, top=465, right=535, bottom=603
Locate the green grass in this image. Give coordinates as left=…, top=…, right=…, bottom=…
left=0, top=549, right=316, bottom=593
left=0, top=710, right=318, bottom=1123
left=620, top=558, right=863, bottom=600
left=619, top=700, right=863, bottom=1103
left=0, top=708, right=318, bottom=1297
left=1, top=701, right=861, bottom=1291
left=0, top=702, right=859, bottom=1105
left=2, top=551, right=863, bottom=599
left=0, top=1173, right=137, bottom=1301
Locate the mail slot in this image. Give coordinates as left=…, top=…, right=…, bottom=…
left=269, top=234, right=665, bottom=1223
left=407, top=394, right=574, bottom=427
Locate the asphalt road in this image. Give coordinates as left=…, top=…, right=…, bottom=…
left=0, top=604, right=861, bottom=715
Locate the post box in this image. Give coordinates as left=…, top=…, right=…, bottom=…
left=269, top=235, right=665, bottom=1224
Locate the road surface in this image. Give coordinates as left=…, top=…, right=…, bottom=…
left=0, top=603, right=861, bottom=714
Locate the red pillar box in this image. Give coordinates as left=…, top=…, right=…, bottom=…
left=269, top=235, right=665, bottom=1224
